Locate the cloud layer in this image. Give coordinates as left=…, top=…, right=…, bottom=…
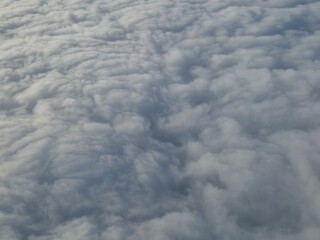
left=1, top=0, right=320, bottom=239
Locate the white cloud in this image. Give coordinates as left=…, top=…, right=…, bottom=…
left=0, top=0, right=320, bottom=239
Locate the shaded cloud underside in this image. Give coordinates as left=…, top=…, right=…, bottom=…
left=0, top=0, right=320, bottom=239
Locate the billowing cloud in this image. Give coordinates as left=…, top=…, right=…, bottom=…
left=0, top=0, right=320, bottom=239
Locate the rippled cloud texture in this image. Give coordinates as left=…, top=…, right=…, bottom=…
left=0, top=0, right=320, bottom=239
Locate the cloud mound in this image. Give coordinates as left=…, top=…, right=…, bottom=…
left=0, top=0, right=320, bottom=239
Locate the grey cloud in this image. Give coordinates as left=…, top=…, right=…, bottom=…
left=0, top=0, right=320, bottom=239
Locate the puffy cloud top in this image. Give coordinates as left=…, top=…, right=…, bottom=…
left=0, top=0, right=320, bottom=239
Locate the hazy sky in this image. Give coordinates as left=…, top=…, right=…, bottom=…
left=0, top=0, right=320, bottom=239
